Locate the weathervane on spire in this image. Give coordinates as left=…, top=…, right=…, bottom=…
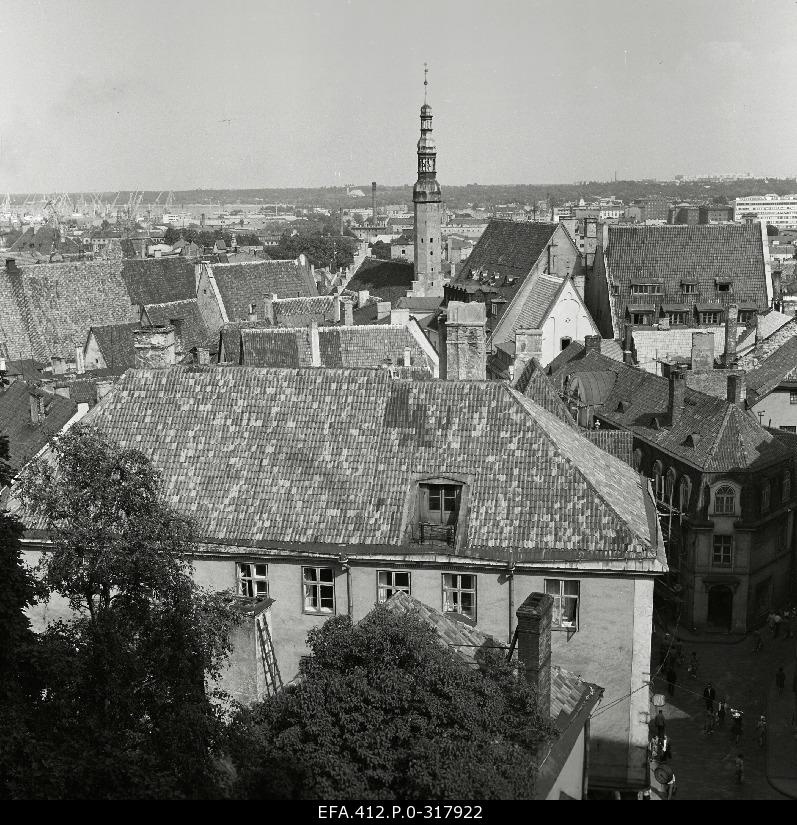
left=424, top=62, right=428, bottom=103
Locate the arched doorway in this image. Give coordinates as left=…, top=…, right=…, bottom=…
left=707, top=585, right=733, bottom=630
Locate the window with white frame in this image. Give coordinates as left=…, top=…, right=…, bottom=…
left=714, top=485, right=736, bottom=515
left=442, top=573, right=476, bottom=621
left=545, top=579, right=580, bottom=630
left=237, top=562, right=269, bottom=598
left=712, top=535, right=733, bottom=567
left=377, top=570, right=411, bottom=603
left=303, top=566, right=335, bottom=614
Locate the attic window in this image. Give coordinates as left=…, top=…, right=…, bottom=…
left=716, top=282, right=731, bottom=293
left=420, top=483, right=460, bottom=526
left=700, top=311, right=722, bottom=325
left=631, top=283, right=663, bottom=295
left=631, top=311, right=653, bottom=326
left=616, top=400, right=630, bottom=413
left=681, top=283, right=696, bottom=295
left=738, top=309, right=756, bottom=324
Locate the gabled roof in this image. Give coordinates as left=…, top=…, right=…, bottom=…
left=743, top=336, right=797, bottom=405
left=449, top=220, right=559, bottom=304
left=738, top=316, right=797, bottom=370
left=143, top=300, right=211, bottom=351
left=605, top=224, right=769, bottom=334
left=515, top=358, right=577, bottom=427
left=89, top=322, right=140, bottom=372
left=121, top=258, right=196, bottom=305
left=0, top=382, right=77, bottom=472
left=547, top=343, right=789, bottom=472
left=65, top=367, right=663, bottom=565
left=210, top=258, right=317, bottom=319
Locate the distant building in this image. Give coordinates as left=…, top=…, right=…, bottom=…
left=698, top=204, right=734, bottom=224
left=734, top=194, right=797, bottom=228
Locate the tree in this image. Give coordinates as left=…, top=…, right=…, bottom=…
left=767, top=223, right=779, bottom=237
left=370, top=240, right=392, bottom=260
left=163, top=226, right=182, bottom=245
left=228, top=607, right=556, bottom=800
left=13, top=426, right=239, bottom=799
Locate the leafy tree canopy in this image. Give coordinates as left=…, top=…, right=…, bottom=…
left=228, top=607, right=556, bottom=800
left=370, top=240, right=392, bottom=260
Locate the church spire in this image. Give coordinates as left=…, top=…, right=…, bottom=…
left=416, top=65, right=438, bottom=187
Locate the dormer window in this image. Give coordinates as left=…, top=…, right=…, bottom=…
left=701, top=311, right=721, bottom=325
left=739, top=309, right=756, bottom=324
left=421, top=483, right=460, bottom=525
left=630, top=283, right=663, bottom=295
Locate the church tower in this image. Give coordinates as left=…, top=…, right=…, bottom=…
left=409, top=65, right=444, bottom=298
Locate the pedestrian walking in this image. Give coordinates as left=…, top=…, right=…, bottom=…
left=776, top=666, right=786, bottom=696
left=666, top=771, right=677, bottom=799
left=703, top=680, right=716, bottom=710
left=774, top=612, right=783, bottom=639
left=666, top=664, right=677, bottom=697
left=704, top=708, right=716, bottom=736
left=688, top=651, right=699, bottom=680
left=660, top=734, right=672, bottom=762
left=731, top=710, right=743, bottom=745
left=768, top=611, right=777, bottom=636
left=735, top=753, right=745, bottom=785
left=756, top=715, right=768, bottom=748
left=717, top=697, right=727, bottom=726
left=655, top=709, right=666, bottom=743
left=753, top=629, right=764, bottom=652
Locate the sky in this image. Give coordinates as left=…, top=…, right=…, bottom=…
left=0, top=0, right=795, bottom=192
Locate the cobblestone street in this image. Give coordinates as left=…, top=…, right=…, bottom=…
left=648, top=629, right=797, bottom=800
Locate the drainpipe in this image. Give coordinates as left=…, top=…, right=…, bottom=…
left=507, top=559, right=516, bottom=643
left=340, top=555, right=353, bottom=617
left=582, top=717, right=592, bottom=800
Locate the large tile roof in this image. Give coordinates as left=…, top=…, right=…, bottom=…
left=121, top=258, right=196, bottom=305
left=70, top=367, right=662, bottom=564
left=90, top=322, right=140, bottom=372
left=742, top=336, right=797, bottom=405
left=605, top=224, right=769, bottom=333
left=547, top=343, right=789, bottom=472
left=738, top=316, right=797, bottom=371
left=2, top=260, right=137, bottom=360
left=143, top=299, right=212, bottom=351
left=210, top=259, right=317, bottom=320
left=514, top=274, right=565, bottom=330
left=0, top=382, right=77, bottom=472
left=273, top=296, right=335, bottom=327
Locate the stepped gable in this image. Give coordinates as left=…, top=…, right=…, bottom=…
left=58, top=366, right=662, bottom=564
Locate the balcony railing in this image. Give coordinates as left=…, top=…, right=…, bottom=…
left=414, top=522, right=456, bottom=547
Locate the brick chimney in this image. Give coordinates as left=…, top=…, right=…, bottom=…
left=668, top=367, right=686, bottom=425
left=376, top=300, right=391, bottom=321
left=440, top=301, right=487, bottom=381
left=727, top=372, right=746, bottom=406
left=6, top=258, right=19, bottom=274
left=263, top=294, right=276, bottom=325
left=584, top=335, right=602, bottom=355
left=623, top=324, right=635, bottom=366
left=516, top=592, right=553, bottom=718
left=133, top=325, right=176, bottom=368
left=755, top=313, right=764, bottom=349
left=357, top=289, right=370, bottom=307
left=50, top=356, right=66, bottom=375
left=723, top=304, right=739, bottom=367
left=403, top=347, right=411, bottom=367
left=691, top=331, right=715, bottom=373
left=342, top=298, right=354, bottom=326
left=332, top=292, right=342, bottom=323
left=309, top=321, right=321, bottom=367
left=514, top=329, right=543, bottom=366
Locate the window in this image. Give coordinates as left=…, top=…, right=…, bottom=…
left=739, top=310, right=756, bottom=324
left=442, top=573, right=476, bottom=621
left=664, top=468, right=676, bottom=503
left=652, top=461, right=664, bottom=500
left=303, top=566, right=335, bottom=614
left=712, top=535, right=733, bottom=568
left=714, top=485, right=735, bottom=515
left=420, top=483, right=461, bottom=525
left=784, top=472, right=792, bottom=502
left=790, top=391, right=797, bottom=405
left=668, top=312, right=687, bottom=325
left=545, top=579, right=580, bottom=630
left=681, top=283, right=696, bottom=295
left=762, top=482, right=771, bottom=513
left=237, top=562, right=269, bottom=598
left=560, top=336, right=572, bottom=350
left=717, top=282, right=731, bottom=293
left=679, top=477, right=691, bottom=512
left=630, top=283, right=663, bottom=295
left=377, top=570, right=411, bottom=603
left=701, top=312, right=721, bottom=325
left=632, top=312, right=652, bottom=326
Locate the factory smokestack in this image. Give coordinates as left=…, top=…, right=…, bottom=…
left=372, top=181, right=377, bottom=225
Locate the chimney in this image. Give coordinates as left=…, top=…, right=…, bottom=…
left=332, top=293, right=341, bottom=323
left=755, top=313, right=764, bottom=349
left=96, top=379, right=114, bottom=399
left=584, top=334, right=601, bottom=355
left=773, top=270, right=783, bottom=311
left=668, top=367, right=686, bottom=425
left=403, top=347, right=411, bottom=367
left=74, top=342, right=86, bottom=375
left=723, top=304, right=738, bottom=366
left=29, top=391, right=46, bottom=425
left=248, top=303, right=258, bottom=322
left=691, top=331, right=715, bottom=373
left=154, top=248, right=162, bottom=258
left=50, top=356, right=66, bottom=375
left=357, top=289, right=370, bottom=307
left=309, top=321, right=321, bottom=367
left=390, top=307, right=410, bottom=326
left=726, top=372, right=745, bottom=406
left=440, top=301, right=487, bottom=381
left=5, top=258, right=19, bottom=274
left=516, top=592, right=553, bottom=718
left=376, top=300, right=391, bottom=321
left=263, top=294, right=276, bottom=325
left=514, top=329, right=543, bottom=365
left=371, top=181, right=377, bottom=224
left=623, top=324, right=635, bottom=365
left=133, top=325, right=176, bottom=368
left=343, top=298, right=354, bottom=326
left=196, top=346, right=210, bottom=365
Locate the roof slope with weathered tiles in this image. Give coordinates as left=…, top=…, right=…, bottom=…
left=143, top=299, right=212, bottom=351
left=210, top=259, right=317, bottom=319
left=273, top=296, right=335, bottom=327
left=606, top=224, right=769, bottom=333
left=0, top=382, right=77, bottom=472
left=0, top=269, right=34, bottom=361
left=5, top=260, right=137, bottom=360
left=90, top=322, right=140, bottom=371
left=742, top=336, right=797, bottom=405
left=74, top=367, right=661, bottom=563
left=121, top=258, right=196, bottom=305
left=547, top=343, right=788, bottom=472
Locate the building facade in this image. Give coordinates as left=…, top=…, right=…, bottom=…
left=735, top=194, right=797, bottom=228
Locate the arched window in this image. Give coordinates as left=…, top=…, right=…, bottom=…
left=714, top=485, right=735, bottom=515
left=633, top=448, right=643, bottom=472
left=679, top=477, right=692, bottom=512
left=652, top=461, right=664, bottom=501
left=783, top=472, right=791, bottom=503
left=664, top=468, right=676, bottom=503
left=762, top=482, right=771, bottom=514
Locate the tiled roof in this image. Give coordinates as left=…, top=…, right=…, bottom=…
left=605, top=224, right=769, bottom=333
left=547, top=344, right=789, bottom=472
left=68, top=367, right=661, bottom=564
left=513, top=274, right=565, bottom=330
left=90, top=322, right=140, bottom=372
left=273, top=296, right=335, bottom=327
left=449, top=220, right=558, bottom=304
left=585, top=430, right=635, bottom=467
left=396, top=296, right=443, bottom=313
left=738, top=316, right=797, bottom=371
left=3, top=359, right=44, bottom=384
left=3, top=260, right=137, bottom=361
left=743, top=336, right=797, bottom=405
left=737, top=311, right=794, bottom=354
left=210, top=259, right=317, bottom=319
left=143, top=300, right=211, bottom=352
left=240, top=328, right=311, bottom=368
left=121, top=258, right=196, bottom=305
left=515, top=359, right=577, bottom=427
left=0, top=382, right=77, bottom=472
